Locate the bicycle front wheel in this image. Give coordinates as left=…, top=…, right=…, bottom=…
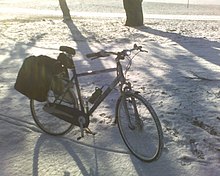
left=30, top=88, right=78, bottom=136
left=116, top=92, right=163, bottom=162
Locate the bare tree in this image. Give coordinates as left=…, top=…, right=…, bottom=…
left=59, top=0, right=71, bottom=21
left=123, top=0, right=143, bottom=26
left=59, top=0, right=143, bottom=26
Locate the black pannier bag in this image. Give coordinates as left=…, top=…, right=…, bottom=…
left=14, top=55, right=68, bottom=102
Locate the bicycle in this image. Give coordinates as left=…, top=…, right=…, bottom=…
left=30, top=44, right=164, bottom=162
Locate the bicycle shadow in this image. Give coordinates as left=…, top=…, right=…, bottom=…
left=32, top=133, right=98, bottom=176
left=32, top=132, right=132, bottom=176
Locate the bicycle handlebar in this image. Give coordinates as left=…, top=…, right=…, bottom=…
left=86, top=44, right=148, bottom=60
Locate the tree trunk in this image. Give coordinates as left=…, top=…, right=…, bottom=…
left=59, top=0, right=71, bottom=21
left=123, top=0, right=143, bottom=26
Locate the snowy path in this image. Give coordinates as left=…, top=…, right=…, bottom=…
left=1, top=17, right=220, bottom=175
left=0, top=1, right=220, bottom=176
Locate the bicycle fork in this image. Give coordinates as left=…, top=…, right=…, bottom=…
left=122, top=95, right=143, bottom=130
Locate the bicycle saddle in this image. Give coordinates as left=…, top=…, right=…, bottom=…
left=57, top=53, right=74, bottom=68
left=59, top=46, right=76, bottom=55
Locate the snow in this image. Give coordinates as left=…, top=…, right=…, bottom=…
left=0, top=1, right=220, bottom=176
left=144, top=0, right=220, bottom=5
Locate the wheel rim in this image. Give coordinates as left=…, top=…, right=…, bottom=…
left=30, top=90, right=76, bottom=135
left=117, top=94, right=162, bottom=161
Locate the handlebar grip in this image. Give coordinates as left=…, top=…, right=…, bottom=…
left=86, top=52, right=100, bottom=58
left=86, top=50, right=110, bottom=59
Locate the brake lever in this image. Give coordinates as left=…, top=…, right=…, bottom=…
left=99, top=50, right=110, bottom=57
left=140, top=49, right=148, bottom=53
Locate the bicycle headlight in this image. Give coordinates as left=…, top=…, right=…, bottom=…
left=122, top=50, right=131, bottom=56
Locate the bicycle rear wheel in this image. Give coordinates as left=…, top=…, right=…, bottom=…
left=116, top=92, right=163, bottom=162
left=30, top=88, right=78, bottom=136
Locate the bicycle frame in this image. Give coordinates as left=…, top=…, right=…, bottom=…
left=31, top=45, right=164, bottom=162
left=67, top=59, right=127, bottom=117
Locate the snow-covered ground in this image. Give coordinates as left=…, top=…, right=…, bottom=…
left=0, top=1, right=220, bottom=176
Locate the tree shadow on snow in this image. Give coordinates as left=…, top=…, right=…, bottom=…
left=137, top=25, right=220, bottom=67
left=126, top=25, right=220, bottom=175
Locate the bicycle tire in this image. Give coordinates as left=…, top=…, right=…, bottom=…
left=116, top=92, right=163, bottom=162
left=30, top=87, right=78, bottom=136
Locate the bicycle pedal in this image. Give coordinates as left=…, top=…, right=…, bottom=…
left=85, top=128, right=96, bottom=135
left=77, top=128, right=96, bottom=140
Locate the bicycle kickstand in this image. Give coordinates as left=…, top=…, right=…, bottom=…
left=77, top=116, right=96, bottom=140
left=77, top=116, right=85, bottom=140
